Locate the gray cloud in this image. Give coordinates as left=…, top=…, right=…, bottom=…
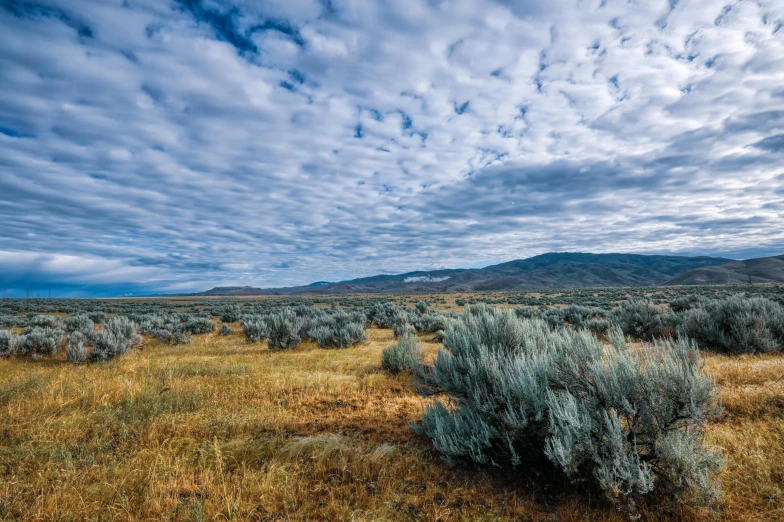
left=0, top=0, right=783, bottom=296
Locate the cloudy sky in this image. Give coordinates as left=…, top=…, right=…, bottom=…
left=1, top=0, right=783, bottom=296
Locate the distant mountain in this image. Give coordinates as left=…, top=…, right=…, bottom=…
left=667, top=255, right=784, bottom=285
left=187, top=252, right=746, bottom=296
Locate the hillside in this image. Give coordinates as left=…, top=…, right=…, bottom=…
left=190, top=252, right=737, bottom=296
left=667, top=255, right=784, bottom=285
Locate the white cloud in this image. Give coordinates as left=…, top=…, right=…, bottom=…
left=0, top=0, right=782, bottom=295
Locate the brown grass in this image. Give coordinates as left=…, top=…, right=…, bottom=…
left=0, top=328, right=782, bottom=521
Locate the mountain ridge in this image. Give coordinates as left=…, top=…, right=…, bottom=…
left=183, top=252, right=784, bottom=296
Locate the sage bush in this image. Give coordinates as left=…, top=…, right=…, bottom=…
left=415, top=304, right=723, bottom=509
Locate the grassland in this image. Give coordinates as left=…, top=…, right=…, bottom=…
left=1, top=326, right=783, bottom=521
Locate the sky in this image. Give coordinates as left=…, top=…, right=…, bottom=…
left=1, top=0, right=783, bottom=297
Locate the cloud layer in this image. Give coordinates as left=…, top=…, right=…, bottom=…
left=1, top=0, right=783, bottom=296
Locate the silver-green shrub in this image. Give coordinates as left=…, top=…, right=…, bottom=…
left=678, top=296, right=784, bottom=354
left=381, top=333, right=421, bottom=374
left=241, top=315, right=268, bottom=342
left=64, top=314, right=94, bottom=333
left=91, top=316, right=142, bottom=362
left=415, top=304, right=722, bottom=509
left=183, top=316, right=216, bottom=335
left=0, top=330, right=24, bottom=357
left=393, top=322, right=416, bottom=339
left=334, top=322, right=366, bottom=347
left=66, top=331, right=87, bottom=364
left=368, top=302, right=400, bottom=328
left=266, top=309, right=301, bottom=350
left=219, top=304, right=242, bottom=323
left=29, top=314, right=62, bottom=329
left=219, top=323, right=232, bottom=336
left=21, top=327, right=61, bottom=357
left=613, top=298, right=668, bottom=340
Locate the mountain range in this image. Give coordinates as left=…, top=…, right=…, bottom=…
left=188, top=252, right=784, bottom=296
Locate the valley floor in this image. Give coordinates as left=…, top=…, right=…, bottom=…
left=1, top=327, right=782, bottom=521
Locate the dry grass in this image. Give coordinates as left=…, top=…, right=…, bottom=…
left=0, top=328, right=782, bottom=521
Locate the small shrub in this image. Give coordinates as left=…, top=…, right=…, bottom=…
left=28, top=315, right=61, bottom=329
left=670, top=295, right=702, bottom=313
left=334, top=322, right=366, bottom=347
left=413, top=312, right=448, bottom=333
left=393, top=322, right=416, bottom=339
left=184, top=316, right=216, bottom=335
left=267, top=309, right=301, bottom=350
left=66, top=331, right=87, bottom=364
left=64, top=314, right=94, bottom=333
left=88, top=312, right=108, bottom=325
left=219, top=324, right=232, bottom=336
left=415, top=306, right=723, bottom=510
left=242, top=315, right=268, bottom=342
left=91, top=316, right=141, bottom=362
left=0, top=330, right=24, bottom=357
left=310, top=325, right=334, bottom=347
left=368, top=302, right=399, bottom=328
left=219, top=305, right=242, bottom=323
left=381, top=334, right=420, bottom=374
left=587, top=317, right=611, bottom=336
left=613, top=298, right=665, bottom=340
left=152, top=328, right=192, bottom=344
left=678, top=296, right=784, bottom=354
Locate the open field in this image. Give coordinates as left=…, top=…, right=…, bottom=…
left=1, top=323, right=783, bottom=521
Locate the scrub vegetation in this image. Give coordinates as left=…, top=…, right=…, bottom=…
left=1, top=284, right=783, bottom=520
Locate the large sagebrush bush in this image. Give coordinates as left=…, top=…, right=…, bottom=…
left=415, top=304, right=722, bottom=510
left=91, top=316, right=142, bottom=362
left=678, top=296, right=784, bottom=354
left=381, top=333, right=421, bottom=374
left=266, top=309, right=302, bottom=350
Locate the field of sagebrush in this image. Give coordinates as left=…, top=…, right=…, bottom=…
left=1, top=322, right=783, bottom=521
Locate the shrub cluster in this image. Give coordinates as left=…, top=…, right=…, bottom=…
left=299, top=310, right=367, bottom=348
left=139, top=314, right=194, bottom=344
left=678, top=296, right=784, bottom=354
left=415, top=304, right=723, bottom=509
left=241, top=308, right=367, bottom=349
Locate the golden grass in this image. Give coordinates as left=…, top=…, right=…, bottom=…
left=0, top=328, right=782, bottom=521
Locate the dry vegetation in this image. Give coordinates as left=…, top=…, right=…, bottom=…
left=1, top=326, right=783, bottom=521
